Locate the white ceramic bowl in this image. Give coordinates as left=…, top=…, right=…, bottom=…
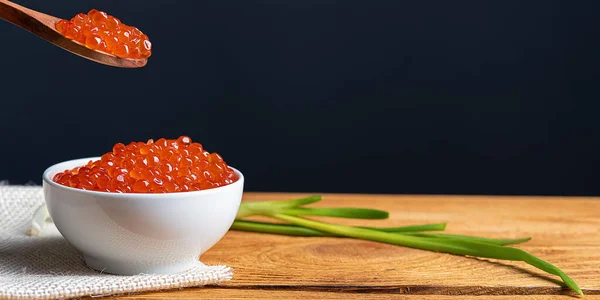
left=42, top=157, right=244, bottom=275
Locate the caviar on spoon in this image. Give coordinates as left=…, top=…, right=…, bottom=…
left=0, top=0, right=149, bottom=68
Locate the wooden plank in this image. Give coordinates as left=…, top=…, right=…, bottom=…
left=111, top=193, right=600, bottom=299
left=112, top=288, right=600, bottom=300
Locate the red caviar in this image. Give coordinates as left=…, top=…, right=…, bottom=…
left=53, top=136, right=238, bottom=193
left=55, top=9, right=152, bottom=59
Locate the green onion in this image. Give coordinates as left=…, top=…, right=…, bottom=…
left=231, top=220, right=528, bottom=246
left=282, top=207, right=389, bottom=219
left=401, top=232, right=532, bottom=246
left=231, top=220, right=448, bottom=237
left=236, top=196, right=323, bottom=218
left=231, top=220, right=331, bottom=237
left=232, top=195, right=583, bottom=295
left=271, top=213, right=581, bottom=296
left=360, top=223, right=446, bottom=232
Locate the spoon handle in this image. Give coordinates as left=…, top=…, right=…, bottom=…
left=0, top=0, right=61, bottom=40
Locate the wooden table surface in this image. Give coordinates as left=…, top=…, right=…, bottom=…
left=115, top=193, right=599, bottom=299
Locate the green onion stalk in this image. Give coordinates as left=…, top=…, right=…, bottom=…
left=232, top=196, right=582, bottom=296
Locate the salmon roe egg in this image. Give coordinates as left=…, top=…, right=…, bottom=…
left=55, top=9, right=152, bottom=59
left=53, top=136, right=238, bottom=193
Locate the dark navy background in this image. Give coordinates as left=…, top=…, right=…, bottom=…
left=1, top=0, right=600, bottom=195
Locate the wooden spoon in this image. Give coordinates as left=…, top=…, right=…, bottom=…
left=0, top=0, right=147, bottom=68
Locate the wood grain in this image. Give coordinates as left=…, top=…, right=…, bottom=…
left=115, top=193, right=600, bottom=299
left=109, top=289, right=600, bottom=300
left=0, top=0, right=146, bottom=68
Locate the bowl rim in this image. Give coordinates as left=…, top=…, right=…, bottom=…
left=43, top=157, right=244, bottom=198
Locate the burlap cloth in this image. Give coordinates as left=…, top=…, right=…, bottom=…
left=0, top=185, right=232, bottom=299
